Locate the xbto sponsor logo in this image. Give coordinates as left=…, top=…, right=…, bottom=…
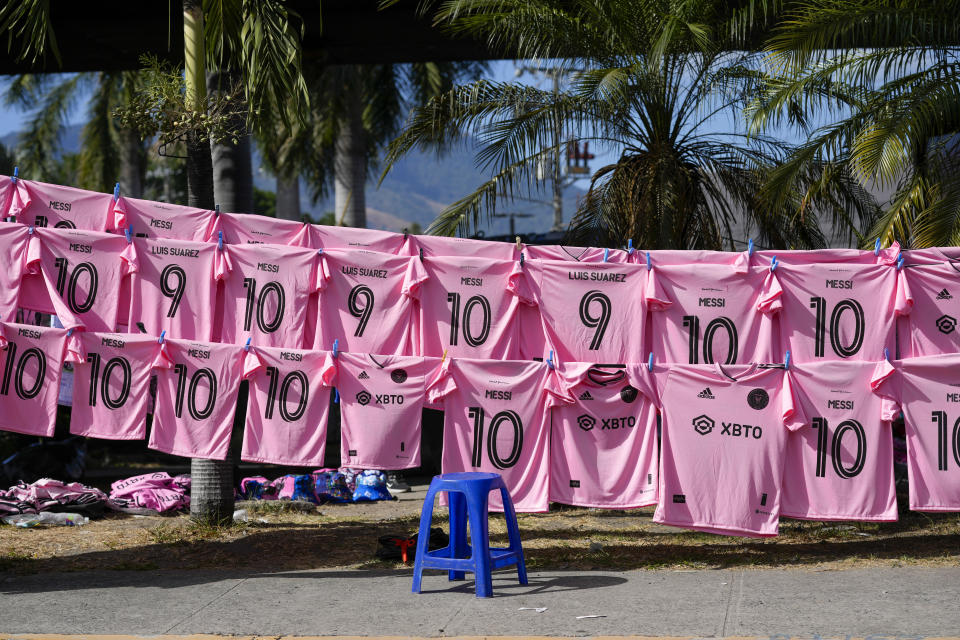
left=693, top=414, right=715, bottom=435
left=577, top=414, right=596, bottom=431
left=356, top=391, right=371, bottom=405
left=937, top=314, right=957, bottom=334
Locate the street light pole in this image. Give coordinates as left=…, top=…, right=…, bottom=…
left=551, top=69, right=564, bottom=232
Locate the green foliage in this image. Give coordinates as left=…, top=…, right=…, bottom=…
left=0, top=0, right=59, bottom=67
left=253, top=186, right=277, bottom=218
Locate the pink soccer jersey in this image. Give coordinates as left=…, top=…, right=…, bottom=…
left=335, top=352, right=442, bottom=470
left=8, top=179, right=111, bottom=230
left=220, top=243, right=323, bottom=348
left=0, top=322, right=80, bottom=437
left=646, top=265, right=781, bottom=364
left=653, top=363, right=805, bottom=536
left=109, top=196, right=215, bottom=240
left=69, top=332, right=170, bottom=440
left=550, top=363, right=659, bottom=508
left=0, top=225, right=29, bottom=321
left=903, top=247, right=960, bottom=266
left=525, top=245, right=634, bottom=263
left=872, top=355, right=960, bottom=511
left=411, top=256, right=525, bottom=359
left=25, top=228, right=138, bottom=331
left=313, top=224, right=405, bottom=254
left=242, top=346, right=336, bottom=467
left=314, top=249, right=426, bottom=355
left=646, top=249, right=750, bottom=270
left=128, top=237, right=224, bottom=341
left=782, top=361, right=897, bottom=521
left=407, top=235, right=518, bottom=260
left=775, top=262, right=905, bottom=363
left=513, top=260, right=648, bottom=362
left=897, top=263, right=960, bottom=357
left=754, top=244, right=901, bottom=267
left=149, top=338, right=247, bottom=460
left=428, top=358, right=565, bottom=512
left=211, top=212, right=315, bottom=247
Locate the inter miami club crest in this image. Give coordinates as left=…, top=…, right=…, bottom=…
left=620, top=385, right=639, bottom=403
left=356, top=391, right=372, bottom=406
left=390, top=369, right=408, bottom=384
left=577, top=414, right=596, bottom=431
left=747, top=388, right=769, bottom=410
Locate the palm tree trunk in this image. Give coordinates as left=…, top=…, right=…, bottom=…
left=185, top=0, right=233, bottom=526
left=209, top=70, right=253, bottom=214
left=118, top=127, right=144, bottom=199
left=275, top=173, right=301, bottom=220
left=334, top=66, right=366, bottom=228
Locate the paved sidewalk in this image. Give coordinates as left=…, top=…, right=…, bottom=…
left=1, top=565, right=958, bottom=637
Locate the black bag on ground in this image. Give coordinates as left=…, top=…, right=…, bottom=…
left=376, top=527, right=449, bottom=562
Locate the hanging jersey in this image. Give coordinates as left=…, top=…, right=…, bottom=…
left=646, top=265, right=781, bottom=364
left=782, top=361, right=897, bottom=521
left=149, top=339, right=249, bottom=460
left=69, top=332, right=170, bottom=440
left=0, top=176, right=18, bottom=218
left=0, top=225, right=29, bottom=322
left=128, top=237, right=225, bottom=341
left=775, top=262, right=905, bottom=363
left=7, top=179, right=111, bottom=231
left=653, top=364, right=805, bottom=536
left=211, top=211, right=315, bottom=247
left=313, top=224, right=405, bottom=254
left=427, top=358, right=565, bottom=512
left=525, top=245, right=634, bottom=263
left=335, top=352, right=442, bottom=470
left=550, top=363, right=659, bottom=508
left=902, top=247, right=960, bottom=266
left=897, top=262, right=960, bottom=357
left=0, top=322, right=80, bottom=436
left=754, top=244, right=901, bottom=267
left=313, top=249, right=426, bottom=355
left=646, top=250, right=750, bottom=270
left=25, top=228, right=138, bottom=331
left=220, top=243, right=323, bottom=348
left=512, top=260, right=648, bottom=362
left=109, top=196, right=216, bottom=241
left=242, top=346, right=336, bottom=467
left=872, top=355, right=960, bottom=511
left=406, top=235, right=518, bottom=260
left=411, top=256, right=525, bottom=359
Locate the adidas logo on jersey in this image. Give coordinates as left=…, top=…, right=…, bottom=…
left=697, top=387, right=715, bottom=399
left=358, top=371, right=370, bottom=380
left=578, top=390, right=594, bottom=401
left=938, top=288, right=954, bottom=300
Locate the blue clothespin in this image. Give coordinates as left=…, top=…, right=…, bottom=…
left=547, top=349, right=555, bottom=370
left=334, top=388, right=340, bottom=404
left=67, top=328, right=73, bottom=337
left=332, top=339, right=339, bottom=358
left=113, top=183, right=120, bottom=202
left=647, top=352, right=654, bottom=371
left=884, top=347, right=890, bottom=362
left=520, top=252, right=525, bottom=267
left=896, top=253, right=904, bottom=270
left=603, top=248, right=609, bottom=262
left=215, top=204, right=220, bottom=214
left=124, top=226, right=132, bottom=243
left=748, top=238, right=754, bottom=256
left=784, top=350, right=791, bottom=370
left=157, top=330, right=166, bottom=345
left=317, top=247, right=324, bottom=255
left=11, top=166, right=18, bottom=184
left=627, top=239, right=634, bottom=254
left=244, top=337, right=252, bottom=352
left=770, top=255, right=778, bottom=272
left=217, top=230, right=224, bottom=250
left=27, top=226, right=33, bottom=235
left=874, top=238, right=881, bottom=255
left=646, top=251, right=651, bottom=270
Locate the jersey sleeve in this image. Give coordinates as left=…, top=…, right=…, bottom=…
left=757, top=270, right=783, bottom=314
left=316, top=253, right=331, bottom=292
left=506, top=262, right=538, bottom=306
left=151, top=341, right=174, bottom=370
left=120, top=240, right=139, bottom=276
left=544, top=364, right=575, bottom=408
left=64, top=331, right=85, bottom=364
left=319, top=351, right=337, bottom=386
left=782, top=370, right=807, bottom=432
left=628, top=364, right=659, bottom=406
left=426, top=358, right=456, bottom=405
left=24, top=232, right=40, bottom=274
left=895, top=267, right=913, bottom=316
left=311, top=253, right=325, bottom=294
left=7, top=180, right=31, bottom=221
left=877, top=241, right=901, bottom=266
left=870, top=359, right=901, bottom=420
left=214, top=246, right=232, bottom=282
left=644, top=267, right=672, bottom=311
left=242, top=348, right=265, bottom=379
left=401, top=256, right=429, bottom=299
left=111, top=197, right=128, bottom=230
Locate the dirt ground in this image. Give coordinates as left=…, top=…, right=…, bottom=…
left=2, top=483, right=959, bottom=575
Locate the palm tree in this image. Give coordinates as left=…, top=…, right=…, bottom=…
left=382, top=0, right=876, bottom=249
left=746, top=1, right=960, bottom=249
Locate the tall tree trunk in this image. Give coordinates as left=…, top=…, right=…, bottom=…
left=275, top=173, right=301, bottom=221
left=184, top=0, right=233, bottom=526
left=209, top=70, right=253, bottom=214
left=118, top=128, right=145, bottom=199
left=334, top=66, right=366, bottom=228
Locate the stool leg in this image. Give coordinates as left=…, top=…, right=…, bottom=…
left=411, top=483, right=440, bottom=594
left=501, top=487, right=528, bottom=585
left=447, top=491, right=467, bottom=581
left=467, top=491, right=494, bottom=598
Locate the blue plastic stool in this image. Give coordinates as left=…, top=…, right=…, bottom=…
left=411, top=472, right=528, bottom=598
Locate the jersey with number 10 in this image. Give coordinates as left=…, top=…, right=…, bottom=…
left=646, top=265, right=781, bottom=364
left=69, top=332, right=170, bottom=441
left=8, top=178, right=111, bottom=230
left=129, top=237, right=224, bottom=341
left=428, top=358, right=565, bottom=512
left=513, top=260, right=648, bottom=362
left=0, top=322, right=80, bottom=437
left=220, top=243, right=323, bottom=348
left=26, top=228, right=138, bottom=331
left=211, top=211, right=314, bottom=247
left=314, top=249, right=426, bottom=355
left=775, top=262, right=905, bottom=362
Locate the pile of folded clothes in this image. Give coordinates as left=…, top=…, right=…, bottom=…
left=108, top=472, right=191, bottom=514
left=0, top=478, right=109, bottom=518
left=238, top=469, right=393, bottom=504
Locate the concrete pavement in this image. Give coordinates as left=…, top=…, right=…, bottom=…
left=1, top=565, right=958, bottom=637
